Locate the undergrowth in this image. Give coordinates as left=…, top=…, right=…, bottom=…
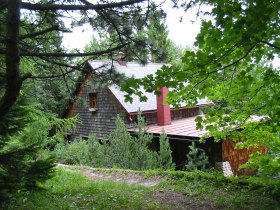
left=53, top=115, right=174, bottom=171
left=146, top=169, right=280, bottom=209
left=2, top=167, right=279, bottom=210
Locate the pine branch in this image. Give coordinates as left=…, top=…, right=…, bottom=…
left=21, top=0, right=146, bottom=11
left=19, top=43, right=129, bottom=57
left=20, top=25, right=61, bottom=40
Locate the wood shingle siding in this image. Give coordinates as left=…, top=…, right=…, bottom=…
left=69, top=86, right=128, bottom=139
left=222, top=138, right=266, bottom=175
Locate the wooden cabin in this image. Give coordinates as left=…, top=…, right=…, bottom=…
left=64, top=60, right=263, bottom=174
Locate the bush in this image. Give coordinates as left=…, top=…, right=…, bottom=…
left=54, top=138, right=89, bottom=165
left=54, top=115, right=175, bottom=171
left=87, top=134, right=109, bottom=167
left=158, top=132, right=175, bottom=170
left=185, top=142, right=209, bottom=171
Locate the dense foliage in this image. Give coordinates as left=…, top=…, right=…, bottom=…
left=0, top=98, right=77, bottom=201
left=123, top=0, right=280, bottom=177
left=53, top=115, right=174, bottom=170
left=0, top=0, right=160, bottom=201
left=84, top=2, right=182, bottom=64
left=0, top=0, right=154, bottom=118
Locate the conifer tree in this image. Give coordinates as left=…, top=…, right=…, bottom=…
left=158, top=132, right=174, bottom=170
left=185, top=142, right=208, bottom=171
left=147, top=4, right=180, bottom=63
left=108, top=115, right=136, bottom=169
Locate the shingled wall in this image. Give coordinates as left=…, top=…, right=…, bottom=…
left=222, top=138, right=266, bottom=175
left=68, top=85, right=128, bottom=140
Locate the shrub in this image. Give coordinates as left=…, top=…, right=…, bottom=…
left=185, top=142, right=209, bottom=171
left=54, top=115, right=175, bottom=171
left=87, top=134, right=109, bottom=167
left=54, top=138, right=89, bottom=165
left=158, top=132, right=175, bottom=170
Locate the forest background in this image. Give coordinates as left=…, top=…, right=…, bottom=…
left=0, top=0, right=279, bottom=203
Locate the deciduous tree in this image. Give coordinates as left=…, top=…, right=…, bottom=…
left=124, top=0, right=280, bottom=176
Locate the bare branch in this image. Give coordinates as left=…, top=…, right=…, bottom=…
left=21, top=0, right=146, bottom=11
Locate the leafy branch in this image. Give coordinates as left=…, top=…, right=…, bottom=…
left=260, top=40, right=280, bottom=51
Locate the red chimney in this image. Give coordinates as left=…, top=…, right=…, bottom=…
left=157, top=87, right=171, bottom=125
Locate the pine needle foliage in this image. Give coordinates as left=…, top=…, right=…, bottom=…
left=185, top=142, right=209, bottom=171
left=158, top=132, right=175, bottom=170
left=0, top=98, right=77, bottom=202
left=55, top=115, right=175, bottom=171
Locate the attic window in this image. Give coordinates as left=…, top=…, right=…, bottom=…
left=89, top=93, right=97, bottom=111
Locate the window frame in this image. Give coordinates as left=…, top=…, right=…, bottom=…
left=88, top=92, right=98, bottom=111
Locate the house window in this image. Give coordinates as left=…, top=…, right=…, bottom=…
left=89, top=93, right=97, bottom=109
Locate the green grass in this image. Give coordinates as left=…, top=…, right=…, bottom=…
left=3, top=168, right=155, bottom=210
left=152, top=170, right=280, bottom=210
left=2, top=167, right=280, bottom=210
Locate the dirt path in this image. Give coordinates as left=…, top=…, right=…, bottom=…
left=57, top=164, right=218, bottom=210
left=57, top=163, right=162, bottom=187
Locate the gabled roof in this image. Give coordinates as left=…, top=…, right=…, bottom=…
left=88, top=60, right=211, bottom=113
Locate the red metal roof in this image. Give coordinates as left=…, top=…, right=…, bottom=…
left=128, top=115, right=266, bottom=139
left=129, top=116, right=208, bottom=139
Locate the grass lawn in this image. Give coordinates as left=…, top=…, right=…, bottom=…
left=2, top=166, right=280, bottom=210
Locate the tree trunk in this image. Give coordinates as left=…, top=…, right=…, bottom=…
left=0, top=0, right=22, bottom=119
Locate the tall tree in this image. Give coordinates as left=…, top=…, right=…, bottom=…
left=84, top=2, right=182, bottom=64
left=124, top=0, right=280, bottom=176
left=0, top=0, right=153, bottom=119
left=146, top=3, right=180, bottom=63
left=0, top=0, right=157, bottom=201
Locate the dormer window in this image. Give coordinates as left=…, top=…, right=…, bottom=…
left=89, top=92, right=97, bottom=111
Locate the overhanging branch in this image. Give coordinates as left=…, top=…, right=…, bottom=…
left=20, top=25, right=60, bottom=40
left=21, top=0, right=146, bottom=11
left=260, top=40, right=280, bottom=51
left=30, top=69, right=76, bottom=79
left=34, top=56, right=84, bottom=71
left=20, top=43, right=129, bottom=57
